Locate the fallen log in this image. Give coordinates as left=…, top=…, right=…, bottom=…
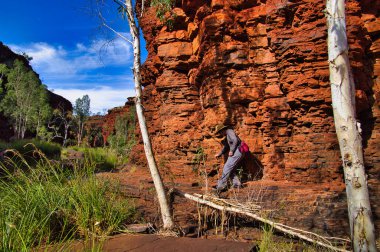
left=174, top=189, right=350, bottom=252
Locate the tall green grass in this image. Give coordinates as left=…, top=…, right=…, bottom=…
left=0, top=139, right=61, bottom=160
left=63, top=147, right=128, bottom=171
left=0, top=149, right=135, bottom=251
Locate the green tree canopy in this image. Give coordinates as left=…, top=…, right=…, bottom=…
left=73, top=94, right=91, bottom=146
left=74, top=94, right=91, bottom=121
left=0, top=60, right=52, bottom=139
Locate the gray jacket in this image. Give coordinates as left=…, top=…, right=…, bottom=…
left=217, top=129, right=241, bottom=156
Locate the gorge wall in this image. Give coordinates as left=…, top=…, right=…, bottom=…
left=134, top=0, right=380, bottom=235
left=85, top=97, right=136, bottom=147
left=102, top=98, right=136, bottom=145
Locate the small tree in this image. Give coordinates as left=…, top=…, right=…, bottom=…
left=326, top=0, right=377, bottom=250
left=33, top=85, right=52, bottom=138
left=86, top=125, right=104, bottom=147
left=48, top=104, right=74, bottom=147
left=101, top=0, right=174, bottom=229
left=73, top=95, right=91, bottom=146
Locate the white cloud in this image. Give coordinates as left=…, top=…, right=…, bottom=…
left=75, top=43, right=87, bottom=52
left=11, top=42, right=76, bottom=75
left=10, top=37, right=133, bottom=77
left=53, top=86, right=135, bottom=114
left=10, top=36, right=135, bottom=112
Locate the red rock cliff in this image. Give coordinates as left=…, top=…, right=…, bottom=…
left=85, top=98, right=136, bottom=147
left=136, top=0, right=379, bottom=234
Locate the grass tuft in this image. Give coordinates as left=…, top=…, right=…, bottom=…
left=0, top=139, right=61, bottom=160
left=63, top=147, right=127, bottom=172
left=0, top=148, right=135, bottom=251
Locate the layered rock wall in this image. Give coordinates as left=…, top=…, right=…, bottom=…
left=136, top=0, right=380, bottom=234
left=139, top=0, right=379, bottom=182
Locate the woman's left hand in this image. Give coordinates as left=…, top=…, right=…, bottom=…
left=228, top=151, right=233, bottom=157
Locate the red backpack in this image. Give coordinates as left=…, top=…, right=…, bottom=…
left=239, top=141, right=249, bottom=154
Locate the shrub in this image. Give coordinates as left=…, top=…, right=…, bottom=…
left=108, top=107, right=136, bottom=161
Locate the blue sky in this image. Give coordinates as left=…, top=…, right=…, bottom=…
left=0, top=0, right=147, bottom=113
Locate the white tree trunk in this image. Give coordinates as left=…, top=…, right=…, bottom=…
left=63, top=124, right=69, bottom=147
left=36, top=117, right=41, bottom=138
left=326, top=0, right=377, bottom=251
left=124, top=0, right=174, bottom=229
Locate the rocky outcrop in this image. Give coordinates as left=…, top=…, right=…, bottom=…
left=136, top=0, right=380, bottom=235
left=47, top=90, right=73, bottom=114
left=0, top=42, right=30, bottom=67
left=84, top=98, right=137, bottom=148
left=84, top=115, right=105, bottom=147
left=0, top=42, right=73, bottom=140
left=102, top=97, right=136, bottom=144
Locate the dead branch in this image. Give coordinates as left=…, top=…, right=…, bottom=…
left=98, top=11, right=133, bottom=44
left=174, top=189, right=349, bottom=252
left=193, top=193, right=262, bottom=211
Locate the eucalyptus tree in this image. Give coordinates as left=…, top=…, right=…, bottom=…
left=48, top=104, right=74, bottom=147
left=0, top=60, right=51, bottom=139
left=326, top=0, right=376, bottom=250
left=33, top=85, right=52, bottom=139
left=74, top=95, right=91, bottom=146
left=102, top=0, right=175, bottom=229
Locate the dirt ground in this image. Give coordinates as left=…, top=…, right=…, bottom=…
left=90, top=164, right=349, bottom=251
left=67, top=234, right=256, bottom=252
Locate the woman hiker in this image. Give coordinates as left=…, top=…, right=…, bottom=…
left=212, top=124, right=246, bottom=196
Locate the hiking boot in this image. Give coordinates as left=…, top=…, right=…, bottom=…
left=233, top=184, right=244, bottom=189
left=211, top=187, right=228, bottom=198
left=210, top=188, right=221, bottom=198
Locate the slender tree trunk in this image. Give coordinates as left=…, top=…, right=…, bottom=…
left=16, top=114, right=22, bottom=139
left=13, top=122, right=18, bottom=139
left=124, top=0, right=174, bottom=229
left=77, top=121, right=82, bottom=146
left=21, top=117, right=27, bottom=139
left=63, top=124, right=69, bottom=147
left=78, top=122, right=81, bottom=146
left=326, top=1, right=377, bottom=251
left=36, top=116, right=41, bottom=138
left=80, top=122, right=85, bottom=145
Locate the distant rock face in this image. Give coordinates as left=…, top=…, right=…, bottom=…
left=47, top=90, right=73, bottom=114
left=102, top=97, right=136, bottom=144
left=84, top=115, right=106, bottom=147
left=85, top=97, right=138, bottom=146
left=136, top=0, right=380, bottom=233
left=0, top=42, right=73, bottom=140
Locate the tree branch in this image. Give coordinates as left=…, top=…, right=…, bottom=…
left=98, top=11, right=133, bottom=44
left=175, top=190, right=350, bottom=252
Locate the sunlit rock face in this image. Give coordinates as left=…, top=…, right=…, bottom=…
left=135, top=0, right=379, bottom=234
